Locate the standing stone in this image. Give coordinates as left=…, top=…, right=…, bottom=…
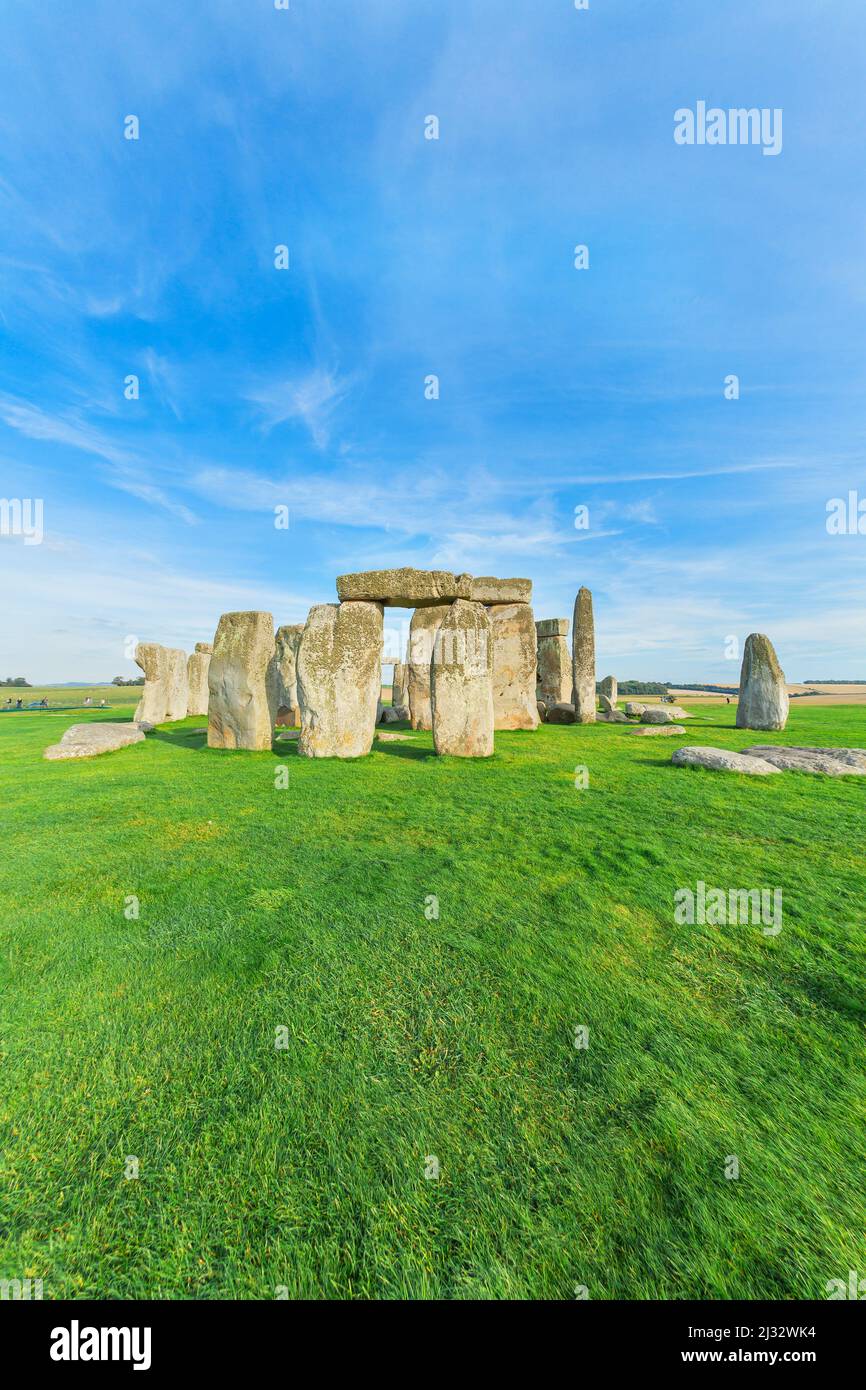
left=736, top=634, right=789, bottom=731
left=430, top=600, right=494, bottom=757
left=392, top=659, right=410, bottom=709
left=571, top=587, right=596, bottom=724
left=599, top=675, right=617, bottom=707
left=536, top=619, right=571, bottom=705
left=134, top=643, right=189, bottom=725
left=187, top=642, right=213, bottom=717
left=208, top=612, right=277, bottom=750
left=269, top=623, right=304, bottom=727
left=297, top=602, right=383, bottom=758
left=408, top=604, right=451, bottom=730
left=487, top=603, right=539, bottom=730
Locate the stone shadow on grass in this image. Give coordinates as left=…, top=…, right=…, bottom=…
left=149, top=727, right=209, bottom=752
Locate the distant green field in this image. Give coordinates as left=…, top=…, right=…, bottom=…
left=0, top=685, right=142, bottom=714
left=1, top=703, right=864, bottom=1299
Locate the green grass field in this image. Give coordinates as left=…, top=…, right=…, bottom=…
left=1, top=701, right=864, bottom=1299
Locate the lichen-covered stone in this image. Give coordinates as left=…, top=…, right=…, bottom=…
left=672, top=746, right=782, bottom=775
left=269, top=623, right=304, bottom=728
left=187, top=647, right=212, bottom=717
left=337, top=568, right=471, bottom=607
left=599, top=675, right=617, bottom=706
left=536, top=619, right=571, bottom=705
left=625, top=702, right=646, bottom=717
left=471, top=576, right=531, bottom=604
left=297, top=602, right=383, bottom=758
left=208, top=612, right=277, bottom=750
left=487, top=603, right=539, bottom=730
left=408, top=604, right=451, bottom=730
left=744, top=746, right=866, bottom=775
left=44, top=722, right=147, bottom=760
left=736, top=634, right=789, bottom=731
left=571, top=587, right=596, bottom=724
left=431, top=600, right=494, bottom=756
left=134, top=642, right=189, bottom=725
left=547, top=702, right=575, bottom=724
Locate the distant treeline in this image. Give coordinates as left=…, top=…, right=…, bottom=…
left=111, top=676, right=145, bottom=686
left=670, top=683, right=738, bottom=695
left=803, top=679, right=866, bottom=684
left=606, top=681, right=669, bottom=696
left=1, top=677, right=31, bottom=687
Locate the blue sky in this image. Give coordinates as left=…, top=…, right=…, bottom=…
left=1, top=0, right=865, bottom=682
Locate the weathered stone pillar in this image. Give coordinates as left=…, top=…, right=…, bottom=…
left=135, top=642, right=189, bottom=725
left=736, top=633, right=789, bottom=731
left=408, top=604, right=451, bottom=730
left=297, top=602, right=383, bottom=757
left=431, top=600, right=494, bottom=757
left=536, top=618, right=571, bottom=705
left=571, top=587, right=596, bottom=724
left=269, top=623, right=304, bottom=727
left=598, top=674, right=617, bottom=708
left=207, top=612, right=277, bottom=750
left=487, top=603, right=539, bottom=730
left=187, top=642, right=213, bottom=717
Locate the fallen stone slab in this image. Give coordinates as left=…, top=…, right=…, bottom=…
left=641, top=707, right=683, bottom=724
left=376, top=730, right=411, bottom=742
left=546, top=702, right=576, bottom=724
left=744, top=746, right=866, bottom=776
left=597, top=710, right=630, bottom=723
left=671, top=746, right=782, bottom=775
left=380, top=705, right=408, bottom=724
left=44, top=722, right=147, bottom=760
left=627, top=724, right=687, bottom=737
left=625, top=701, right=646, bottom=717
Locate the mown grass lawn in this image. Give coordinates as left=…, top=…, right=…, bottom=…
left=1, top=701, right=864, bottom=1300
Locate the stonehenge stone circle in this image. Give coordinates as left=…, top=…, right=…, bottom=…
left=134, top=642, right=189, bottom=725
left=297, top=601, right=383, bottom=758
left=208, top=611, right=277, bottom=751
left=599, top=675, right=618, bottom=706
left=44, top=722, right=147, bottom=760
left=430, top=600, right=494, bottom=757
left=488, top=603, right=540, bottom=730
left=408, top=604, right=451, bottom=730
left=536, top=618, right=571, bottom=705
left=571, top=587, right=596, bottom=724
left=270, top=623, right=304, bottom=727
left=187, top=642, right=213, bottom=717
left=736, top=633, right=789, bottom=732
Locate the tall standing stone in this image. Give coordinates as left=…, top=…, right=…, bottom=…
left=391, top=659, right=410, bottom=710
left=431, top=600, right=494, bottom=757
left=187, top=642, right=213, bottom=717
left=487, top=603, right=539, bottom=730
left=536, top=619, right=571, bottom=705
left=269, top=623, right=304, bottom=727
left=572, top=587, right=596, bottom=724
left=736, top=633, right=789, bottom=731
left=207, top=612, right=277, bottom=750
left=408, top=604, right=451, bottom=730
left=297, top=602, right=383, bottom=758
left=134, top=642, right=189, bottom=725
